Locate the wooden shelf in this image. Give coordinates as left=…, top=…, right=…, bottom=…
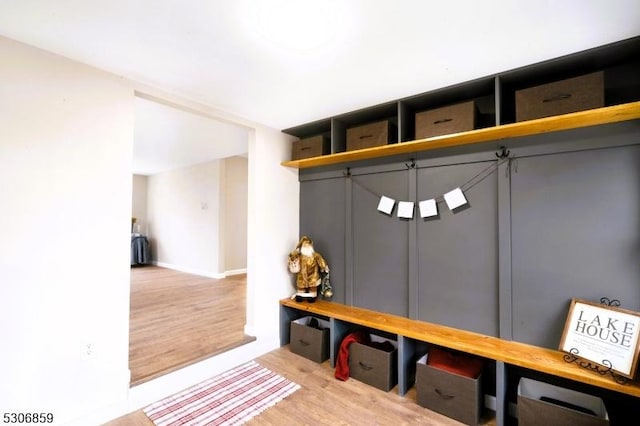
left=281, top=101, right=640, bottom=169
left=281, top=297, right=640, bottom=398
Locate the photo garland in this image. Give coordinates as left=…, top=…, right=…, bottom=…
left=349, top=156, right=510, bottom=220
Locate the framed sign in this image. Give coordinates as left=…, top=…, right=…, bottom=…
left=559, top=298, right=640, bottom=378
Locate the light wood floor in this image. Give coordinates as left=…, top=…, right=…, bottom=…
left=106, top=346, right=497, bottom=425
left=129, top=265, right=254, bottom=385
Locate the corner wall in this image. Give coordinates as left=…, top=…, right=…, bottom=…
left=147, top=159, right=224, bottom=277
left=223, top=156, right=248, bottom=273
left=132, top=175, right=149, bottom=234
left=0, top=36, right=133, bottom=424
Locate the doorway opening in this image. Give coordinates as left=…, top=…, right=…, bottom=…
left=130, top=94, right=251, bottom=385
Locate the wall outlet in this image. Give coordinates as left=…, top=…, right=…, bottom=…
left=81, top=342, right=97, bottom=360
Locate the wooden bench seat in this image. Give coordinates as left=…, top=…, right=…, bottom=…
left=280, top=297, right=640, bottom=398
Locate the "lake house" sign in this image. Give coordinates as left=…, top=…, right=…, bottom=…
left=559, top=298, right=640, bottom=378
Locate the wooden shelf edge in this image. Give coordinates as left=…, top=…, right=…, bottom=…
left=280, top=298, right=640, bottom=397
left=281, top=101, right=640, bottom=169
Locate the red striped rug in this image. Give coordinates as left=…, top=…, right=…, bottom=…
left=144, top=360, right=300, bottom=426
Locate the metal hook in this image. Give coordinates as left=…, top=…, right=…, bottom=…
left=405, top=159, right=416, bottom=169
left=495, top=146, right=510, bottom=159
left=343, top=167, right=351, bottom=178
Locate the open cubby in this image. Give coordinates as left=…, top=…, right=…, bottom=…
left=399, top=76, right=497, bottom=141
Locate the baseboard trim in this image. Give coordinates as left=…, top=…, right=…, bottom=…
left=244, top=323, right=255, bottom=337
left=151, top=261, right=225, bottom=279
left=225, top=268, right=247, bottom=276
left=485, top=394, right=496, bottom=411
left=482, top=394, right=517, bottom=418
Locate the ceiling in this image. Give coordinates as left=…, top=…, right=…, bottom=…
left=133, top=96, right=248, bottom=175
left=1, top=1, right=639, bottom=173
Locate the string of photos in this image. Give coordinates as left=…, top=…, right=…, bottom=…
left=346, top=149, right=512, bottom=220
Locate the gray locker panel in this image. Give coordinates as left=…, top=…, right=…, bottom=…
left=300, top=177, right=346, bottom=303
left=416, top=161, right=499, bottom=336
left=352, top=170, right=409, bottom=316
left=511, top=145, right=640, bottom=349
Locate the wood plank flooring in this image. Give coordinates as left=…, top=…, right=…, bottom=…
left=106, top=346, right=496, bottom=425
left=129, top=265, right=254, bottom=386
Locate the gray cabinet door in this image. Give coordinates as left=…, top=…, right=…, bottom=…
left=416, top=161, right=499, bottom=336
left=511, top=145, right=640, bottom=348
left=300, top=177, right=346, bottom=303
left=351, top=169, right=409, bottom=316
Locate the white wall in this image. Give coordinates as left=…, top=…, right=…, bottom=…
left=223, top=156, right=248, bottom=273
left=0, top=37, right=133, bottom=423
left=134, top=156, right=247, bottom=275
left=245, top=127, right=300, bottom=339
left=146, top=160, right=223, bottom=277
left=0, top=35, right=300, bottom=426
left=131, top=174, right=148, bottom=234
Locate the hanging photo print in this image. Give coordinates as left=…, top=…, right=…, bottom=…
left=397, top=201, right=414, bottom=219
left=419, top=199, right=438, bottom=218
left=444, top=187, right=468, bottom=211
left=377, top=195, right=395, bottom=215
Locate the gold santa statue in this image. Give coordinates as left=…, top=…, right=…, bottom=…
left=288, top=236, right=331, bottom=302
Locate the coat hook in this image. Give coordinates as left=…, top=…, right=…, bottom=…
left=343, top=167, right=351, bottom=177
left=405, top=159, right=416, bottom=169
left=495, top=146, right=510, bottom=159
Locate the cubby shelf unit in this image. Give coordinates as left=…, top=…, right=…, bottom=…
left=281, top=101, right=640, bottom=169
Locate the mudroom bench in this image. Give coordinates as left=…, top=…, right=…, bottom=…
left=279, top=297, right=640, bottom=423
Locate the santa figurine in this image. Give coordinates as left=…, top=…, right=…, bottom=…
left=288, top=236, right=331, bottom=302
